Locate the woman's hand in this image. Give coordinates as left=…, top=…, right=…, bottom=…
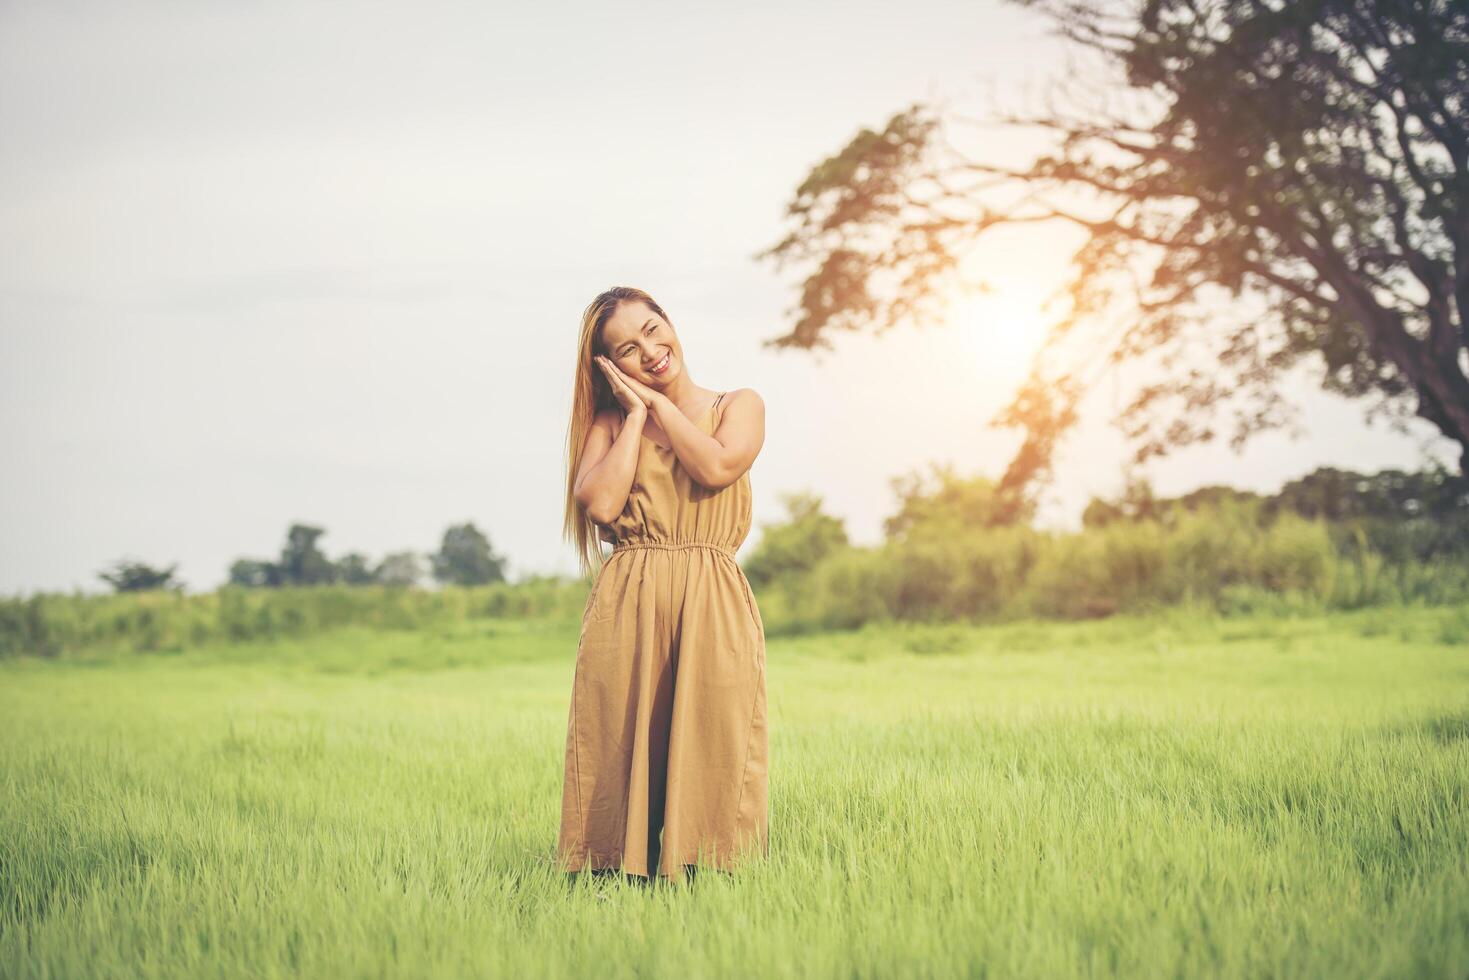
left=596, top=356, right=660, bottom=413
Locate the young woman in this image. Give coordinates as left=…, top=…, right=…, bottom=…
left=557, top=286, right=768, bottom=885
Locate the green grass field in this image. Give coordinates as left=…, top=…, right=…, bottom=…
left=3, top=604, right=1467, bottom=978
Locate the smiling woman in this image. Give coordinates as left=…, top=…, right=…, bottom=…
left=556, top=286, right=769, bottom=886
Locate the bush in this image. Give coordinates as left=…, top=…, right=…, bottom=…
left=5, top=497, right=1467, bottom=656
left=0, top=580, right=593, bottom=659
left=748, top=501, right=1461, bottom=634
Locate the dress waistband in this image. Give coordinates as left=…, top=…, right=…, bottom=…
left=611, top=540, right=736, bottom=557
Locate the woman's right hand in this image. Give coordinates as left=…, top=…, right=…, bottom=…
left=596, top=356, right=649, bottom=419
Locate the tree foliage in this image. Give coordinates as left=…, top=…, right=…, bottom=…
left=375, top=551, right=424, bottom=588
left=742, top=491, right=850, bottom=588
left=1083, top=462, right=1469, bottom=525
left=755, top=0, right=1469, bottom=497
left=277, top=523, right=336, bottom=586
left=430, top=521, right=506, bottom=587
left=884, top=463, right=1037, bottom=538
left=97, top=558, right=183, bottom=593
left=334, top=553, right=377, bottom=585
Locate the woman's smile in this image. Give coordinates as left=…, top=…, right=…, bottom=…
left=648, top=351, right=672, bottom=376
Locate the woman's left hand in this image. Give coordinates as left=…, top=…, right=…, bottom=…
left=597, top=356, right=663, bottom=411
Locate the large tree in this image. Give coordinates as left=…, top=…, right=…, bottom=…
left=277, top=523, right=335, bottom=586
left=430, top=521, right=506, bottom=587
left=755, top=0, right=1468, bottom=503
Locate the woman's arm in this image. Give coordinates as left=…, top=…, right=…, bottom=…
left=659, top=388, right=765, bottom=490
left=573, top=407, right=646, bottom=525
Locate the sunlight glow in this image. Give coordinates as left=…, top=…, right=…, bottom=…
left=935, top=223, right=1078, bottom=395
left=944, top=282, right=1053, bottom=384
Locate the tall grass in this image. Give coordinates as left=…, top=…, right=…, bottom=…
left=2, top=607, right=1466, bottom=977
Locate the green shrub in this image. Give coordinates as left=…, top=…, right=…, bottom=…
left=0, top=580, right=592, bottom=659
left=5, top=497, right=1467, bottom=657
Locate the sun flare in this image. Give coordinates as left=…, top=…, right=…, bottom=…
left=945, top=283, right=1052, bottom=378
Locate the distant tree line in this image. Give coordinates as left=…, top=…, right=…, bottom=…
left=1080, top=466, right=1469, bottom=565
left=226, top=521, right=507, bottom=590
left=738, top=463, right=1469, bottom=628
left=1081, top=467, right=1469, bottom=529
left=742, top=465, right=1469, bottom=594
left=97, top=521, right=507, bottom=593
left=89, top=465, right=1466, bottom=605
left=10, top=464, right=1466, bottom=659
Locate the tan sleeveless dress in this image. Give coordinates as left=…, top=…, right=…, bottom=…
left=557, top=390, right=769, bottom=882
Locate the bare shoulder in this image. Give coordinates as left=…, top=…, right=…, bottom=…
left=720, top=388, right=765, bottom=412
left=715, top=388, right=765, bottom=442
left=712, top=389, right=764, bottom=482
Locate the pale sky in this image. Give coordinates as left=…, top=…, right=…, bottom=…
left=1, top=0, right=1454, bottom=596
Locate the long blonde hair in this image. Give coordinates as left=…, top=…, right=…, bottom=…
left=564, top=286, right=677, bottom=578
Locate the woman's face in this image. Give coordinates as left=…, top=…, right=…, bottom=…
left=599, top=301, right=682, bottom=387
